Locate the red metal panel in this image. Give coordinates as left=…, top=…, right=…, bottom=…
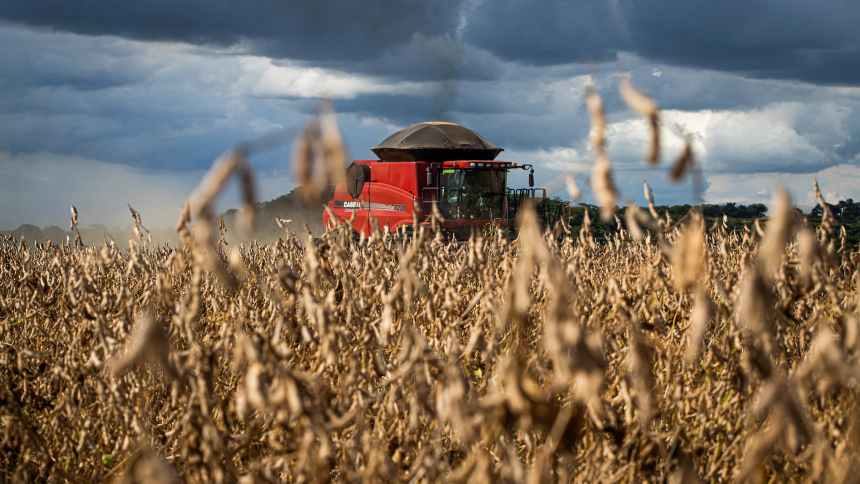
left=326, top=160, right=419, bottom=236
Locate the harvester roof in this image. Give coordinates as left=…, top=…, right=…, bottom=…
left=371, top=121, right=503, bottom=162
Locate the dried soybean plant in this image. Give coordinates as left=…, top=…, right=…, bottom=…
left=4, top=107, right=860, bottom=484
left=586, top=87, right=618, bottom=221
left=293, top=101, right=348, bottom=204
left=620, top=78, right=660, bottom=166
left=69, top=205, right=83, bottom=248
left=620, top=79, right=698, bottom=188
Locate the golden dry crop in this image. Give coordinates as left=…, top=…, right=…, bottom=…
left=4, top=192, right=860, bottom=483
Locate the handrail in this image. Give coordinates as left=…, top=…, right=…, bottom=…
left=506, top=187, right=547, bottom=199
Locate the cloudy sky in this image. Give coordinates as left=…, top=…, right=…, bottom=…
left=2, top=0, right=860, bottom=229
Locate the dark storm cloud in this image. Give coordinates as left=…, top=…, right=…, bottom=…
left=4, top=0, right=860, bottom=86
left=621, top=0, right=860, bottom=85
left=0, top=0, right=499, bottom=86
left=0, top=1, right=464, bottom=63
left=340, top=34, right=503, bottom=82
left=463, top=0, right=627, bottom=65
left=464, top=0, right=860, bottom=85
left=0, top=26, right=147, bottom=91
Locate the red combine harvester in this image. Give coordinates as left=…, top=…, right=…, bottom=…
left=323, top=121, right=550, bottom=238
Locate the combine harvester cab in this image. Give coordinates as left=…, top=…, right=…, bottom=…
left=323, top=121, right=554, bottom=238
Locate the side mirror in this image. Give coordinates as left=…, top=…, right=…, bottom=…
left=528, top=168, right=534, bottom=188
